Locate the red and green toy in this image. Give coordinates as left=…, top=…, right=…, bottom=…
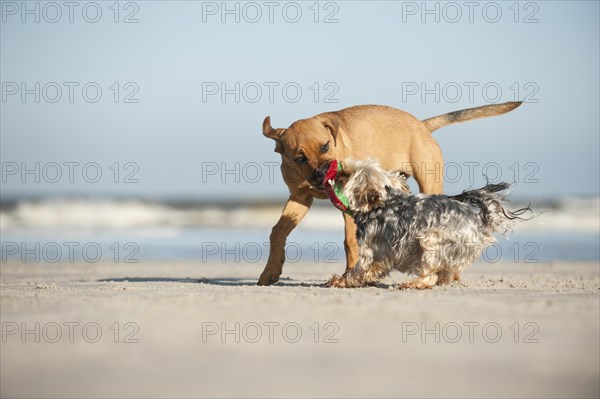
left=322, top=160, right=351, bottom=214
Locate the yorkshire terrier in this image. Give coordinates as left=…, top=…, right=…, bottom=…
left=318, top=159, right=532, bottom=289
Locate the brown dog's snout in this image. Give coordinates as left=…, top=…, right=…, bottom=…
left=310, top=169, right=324, bottom=187
left=311, top=161, right=334, bottom=188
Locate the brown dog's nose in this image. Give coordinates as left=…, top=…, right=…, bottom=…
left=311, top=162, right=333, bottom=188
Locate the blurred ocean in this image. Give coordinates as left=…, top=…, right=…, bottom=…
left=1, top=197, right=598, bottom=264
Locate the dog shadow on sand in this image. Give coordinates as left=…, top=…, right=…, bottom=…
left=97, top=276, right=324, bottom=288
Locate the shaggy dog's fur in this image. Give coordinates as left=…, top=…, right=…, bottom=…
left=323, top=159, right=532, bottom=289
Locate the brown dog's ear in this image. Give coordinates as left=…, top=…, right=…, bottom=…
left=321, top=115, right=340, bottom=146
left=263, top=116, right=280, bottom=139
left=273, top=141, right=283, bottom=154
left=262, top=116, right=285, bottom=154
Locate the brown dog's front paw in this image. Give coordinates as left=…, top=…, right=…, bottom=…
left=258, top=270, right=280, bottom=286
left=325, top=274, right=347, bottom=288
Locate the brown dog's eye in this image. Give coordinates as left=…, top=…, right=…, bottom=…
left=320, top=142, right=330, bottom=153
left=295, top=155, right=307, bottom=165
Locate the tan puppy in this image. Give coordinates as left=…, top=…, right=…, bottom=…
left=258, top=102, right=522, bottom=286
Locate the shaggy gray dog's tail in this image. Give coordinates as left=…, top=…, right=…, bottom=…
left=451, top=182, right=532, bottom=233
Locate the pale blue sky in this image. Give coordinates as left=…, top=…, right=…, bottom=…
left=1, top=0, right=598, bottom=201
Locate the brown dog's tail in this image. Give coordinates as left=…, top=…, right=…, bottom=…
left=422, top=101, right=522, bottom=133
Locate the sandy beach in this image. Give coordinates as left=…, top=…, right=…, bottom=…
left=1, top=260, right=598, bottom=398
left=2, top=1, right=599, bottom=398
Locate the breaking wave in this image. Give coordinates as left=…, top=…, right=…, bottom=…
left=0, top=197, right=598, bottom=233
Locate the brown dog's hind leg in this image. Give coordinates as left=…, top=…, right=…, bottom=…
left=342, top=213, right=359, bottom=276
left=414, top=167, right=444, bottom=194
left=411, top=141, right=444, bottom=194
left=258, top=194, right=313, bottom=286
